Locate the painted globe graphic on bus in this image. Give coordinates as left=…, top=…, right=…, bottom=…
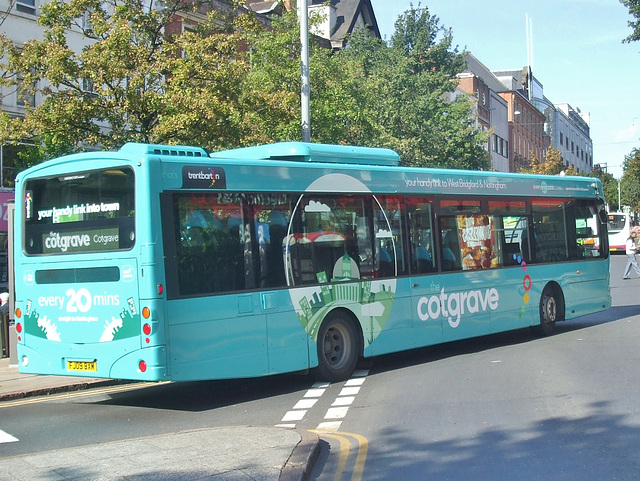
left=287, top=174, right=397, bottom=350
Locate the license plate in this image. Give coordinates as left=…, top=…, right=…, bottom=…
left=67, top=360, right=97, bottom=372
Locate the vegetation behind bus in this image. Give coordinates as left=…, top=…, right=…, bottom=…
left=0, top=2, right=489, bottom=174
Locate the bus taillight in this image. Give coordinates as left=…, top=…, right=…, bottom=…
left=157, top=284, right=164, bottom=295
left=143, top=323, right=152, bottom=335
left=138, top=360, right=147, bottom=373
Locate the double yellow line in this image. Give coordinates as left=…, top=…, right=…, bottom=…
left=312, top=430, right=369, bottom=481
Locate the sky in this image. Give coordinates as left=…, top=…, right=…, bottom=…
left=369, top=0, right=640, bottom=179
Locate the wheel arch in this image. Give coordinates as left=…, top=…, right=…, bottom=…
left=312, top=306, right=364, bottom=382
left=326, top=307, right=364, bottom=356
left=541, top=281, right=566, bottom=322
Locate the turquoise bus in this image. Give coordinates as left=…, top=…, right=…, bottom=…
left=13, top=142, right=611, bottom=382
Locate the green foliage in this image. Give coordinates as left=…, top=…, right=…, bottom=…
left=589, top=164, right=620, bottom=210
left=328, top=6, right=489, bottom=170
left=519, top=146, right=574, bottom=175
left=622, top=148, right=640, bottom=211
left=621, top=0, right=640, bottom=43
left=1, top=1, right=490, bottom=171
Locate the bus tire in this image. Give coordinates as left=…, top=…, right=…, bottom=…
left=315, top=311, right=361, bottom=382
left=538, top=284, right=562, bottom=336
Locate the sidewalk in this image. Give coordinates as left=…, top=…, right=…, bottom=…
left=0, top=357, right=319, bottom=481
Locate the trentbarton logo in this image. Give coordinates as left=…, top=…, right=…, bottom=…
left=182, top=166, right=226, bottom=189
left=417, top=287, right=499, bottom=328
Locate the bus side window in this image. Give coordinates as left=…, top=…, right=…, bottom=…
left=438, top=217, right=461, bottom=272
left=532, top=199, right=570, bottom=263
left=374, top=195, right=408, bottom=277
left=406, top=198, right=435, bottom=275
left=174, top=194, right=246, bottom=296
left=569, top=201, right=603, bottom=259
left=252, top=203, right=291, bottom=288
left=501, top=216, right=529, bottom=264
left=287, top=195, right=372, bottom=285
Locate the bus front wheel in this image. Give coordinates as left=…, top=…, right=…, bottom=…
left=539, top=285, right=561, bottom=336
left=315, top=312, right=361, bottom=382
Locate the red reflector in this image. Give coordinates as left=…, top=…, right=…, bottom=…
left=139, top=360, right=147, bottom=373
left=157, top=284, right=164, bottom=295
left=16, top=323, right=22, bottom=334
left=143, top=323, right=151, bottom=335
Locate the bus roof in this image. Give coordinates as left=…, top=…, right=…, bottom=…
left=208, top=142, right=400, bottom=167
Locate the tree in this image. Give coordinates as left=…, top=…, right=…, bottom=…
left=519, top=146, right=575, bottom=175
left=1, top=1, right=490, bottom=172
left=621, top=0, right=640, bottom=43
left=589, top=164, right=620, bottom=210
left=0, top=0, right=254, bottom=159
left=621, top=147, right=640, bottom=211
left=327, top=5, right=489, bottom=170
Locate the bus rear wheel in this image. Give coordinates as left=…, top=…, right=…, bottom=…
left=315, top=312, right=360, bottom=382
left=539, top=285, right=560, bottom=336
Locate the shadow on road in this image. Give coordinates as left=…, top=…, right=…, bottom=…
left=363, top=400, right=640, bottom=480
left=96, top=370, right=314, bottom=412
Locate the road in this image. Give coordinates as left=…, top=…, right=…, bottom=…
left=2, top=254, right=640, bottom=480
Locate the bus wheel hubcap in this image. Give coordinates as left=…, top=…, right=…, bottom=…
left=545, top=296, right=556, bottom=323
left=323, top=325, right=350, bottom=368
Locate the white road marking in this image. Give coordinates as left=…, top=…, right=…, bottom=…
left=316, top=421, right=342, bottom=431
left=276, top=369, right=370, bottom=429
left=281, top=410, right=306, bottom=422
left=325, top=406, right=349, bottom=419
left=293, top=399, right=318, bottom=410
left=339, top=386, right=360, bottom=396
left=0, top=430, right=18, bottom=443
left=304, top=388, right=326, bottom=398
left=332, top=396, right=355, bottom=406
left=345, top=378, right=366, bottom=386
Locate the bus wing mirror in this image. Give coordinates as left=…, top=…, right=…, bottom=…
left=599, top=209, right=608, bottom=224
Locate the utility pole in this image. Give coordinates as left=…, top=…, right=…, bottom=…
left=299, top=0, right=310, bottom=142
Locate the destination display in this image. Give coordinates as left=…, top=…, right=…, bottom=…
left=42, top=227, right=120, bottom=254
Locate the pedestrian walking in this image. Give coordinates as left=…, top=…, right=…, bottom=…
left=623, top=231, right=640, bottom=279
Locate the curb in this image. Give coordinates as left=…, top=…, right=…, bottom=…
left=280, top=429, right=321, bottom=481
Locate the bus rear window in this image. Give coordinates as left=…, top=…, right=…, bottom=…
left=608, top=214, right=626, bottom=232
left=23, top=167, right=135, bottom=255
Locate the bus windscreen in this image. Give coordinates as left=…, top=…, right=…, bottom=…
left=23, top=167, right=135, bottom=255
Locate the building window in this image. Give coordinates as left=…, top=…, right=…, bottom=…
left=16, top=0, right=36, bottom=14
left=82, top=78, right=98, bottom=98
left=16, top=74, right=35, bottom=108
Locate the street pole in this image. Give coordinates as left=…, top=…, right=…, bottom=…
left=618, top=180, right=621, bottom=211
left=299, top=0, right=310, bottom=143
